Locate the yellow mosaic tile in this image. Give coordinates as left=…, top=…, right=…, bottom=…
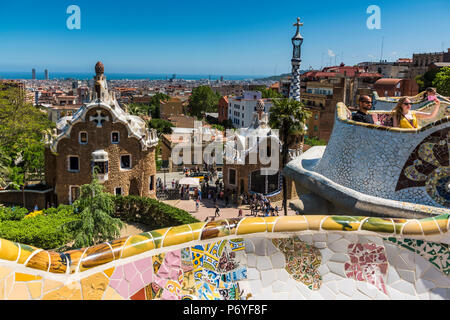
left=0, top=266, right=12, bottom=279
left=273, top=216, right=308, bottom=232
left=103, top=267, right=115, bottom=278
left=392, top=219, right=408, bottom=234
left=0, top=239, right=20, bottom=262
left=0, top=279, right=4, bottom=300
left=149, top=228, right=171, bottom=248
left=304, top=215, right=327, bottom=230
left=48, top=251, right=68, bottom=274
left=108, top=237, right=128, bottom=260
left=80, top=272, right=109, bottom=300
left=79, top=243, right=115, bottom=272
left=15, top=273, right=42, bottom=282
left=43, top=279, right=64, bottom=293
left=321, top=216, right=364, bottom=231
left=64, top=249, right=84, bottom=274
left=27, top=281, right=43, bottom=299
left=420, top=219, right=441, bottom=235
left=102, top=286, right=124, bottom=300
left=5, top=274, right=14, bottom=297
left=401, top=220, right=423, bottom=236
left=189, top=222, right=207, bottom=240
left=25, top=250, right=50, bottom=272
left=264, top=216, right=278, bottom=232
left=16, top=244, right=39, bottom=265
left=236, top=217, right=267, bottom=235
left=227, top=218, right=241, bottom=235
left=43, top=282, right=82, bottom=300
left=434, top=216, right=449, bottom=233
left=163, top=225, right=195, bottom=247
left=8, top=283, right=29, bottom=300
left=121, top=234, right=155, bottom=259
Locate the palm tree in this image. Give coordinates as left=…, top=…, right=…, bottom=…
left=269, top=98, right=311, bottom=216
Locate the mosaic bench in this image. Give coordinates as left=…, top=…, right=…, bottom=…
left=0, top=215, right=448, bottom=300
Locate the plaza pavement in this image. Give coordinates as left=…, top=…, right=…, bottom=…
left=163, top=197, right=298, bottom=221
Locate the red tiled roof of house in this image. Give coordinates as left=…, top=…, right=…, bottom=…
left=375, top=78, right=402, bottom=86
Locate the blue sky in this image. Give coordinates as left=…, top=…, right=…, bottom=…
left=0, top=0, right=448, bottom=75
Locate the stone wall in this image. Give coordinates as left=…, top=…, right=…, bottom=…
left=0, top=215, right=447, bottom=300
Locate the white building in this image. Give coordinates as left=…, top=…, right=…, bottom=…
left=228, top=91, right=273, bottom=128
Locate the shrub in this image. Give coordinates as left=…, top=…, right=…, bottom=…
left=114, top=195, right=199, bottom=230
left=0, top=205, right=80, bottom=250
left=0, top=206, right=28, bottom=222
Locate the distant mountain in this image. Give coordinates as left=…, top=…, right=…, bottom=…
left=255, top=71, right=308, bottom=81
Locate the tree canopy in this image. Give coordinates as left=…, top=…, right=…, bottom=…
left=147, top=118, right=173, bottom=136
left=127, top=93, right=170, bottom=118
left=0, top=84, right=54, bottom=189
left=432, top=67, right=450, bottom=96
left=187, top=86, right=221, bottom=117
left=62, top=173, right=123, bottom=249
left=269, top=98, right=311, bottom=216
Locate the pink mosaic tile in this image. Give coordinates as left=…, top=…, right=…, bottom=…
left=345, top=243, right=388, bottom=295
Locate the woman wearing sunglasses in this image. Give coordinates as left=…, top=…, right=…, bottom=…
left=392, top=95, right=440, bottom=129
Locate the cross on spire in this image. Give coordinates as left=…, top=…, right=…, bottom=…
left=294, top=17, right=303, bottom=29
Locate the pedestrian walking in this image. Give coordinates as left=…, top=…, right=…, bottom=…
left=215, top=205, right=220, bottom=217
left=238, top=208, right=243, bottom=218
left=195, top=199, right=200, bottom=212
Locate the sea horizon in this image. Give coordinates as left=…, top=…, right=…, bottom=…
left=0, top=71, right=271, bottom=81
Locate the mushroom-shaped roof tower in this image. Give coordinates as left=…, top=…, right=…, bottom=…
left=95, top=61, right=104, bottom=75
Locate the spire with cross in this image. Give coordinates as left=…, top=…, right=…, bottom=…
left=293, top=17, right=303, bottom=34
left=289, top=17, right=304, bottom=102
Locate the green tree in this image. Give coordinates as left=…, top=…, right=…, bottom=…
left=63, top=173, right=123, bottom=249
left=433, top=67, right=450, bottom=96
left=148, top=118, right=173, bottom=136
left=149, top=93, right=170, bottom=118
left=415, top=68, right=441, bottom=92
left=0, top=84, right=53, bottom=190
left=260, top=88, right=283, bottom=99
left=127, top=93, right=170, bottom=119
left=269, top=98, right=311, bottom=216
left=188, top=86, right=221, bottom=117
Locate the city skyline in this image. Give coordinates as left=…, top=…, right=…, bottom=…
left=0, top=0, right=448, bottom=75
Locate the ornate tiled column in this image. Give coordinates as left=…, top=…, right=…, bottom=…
left=289, top=17, right=304, bottom=102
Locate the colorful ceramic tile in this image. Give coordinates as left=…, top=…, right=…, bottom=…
left=163, top=225, right=194, bottom=247
left=236, top=217, right=267, bottom=235
left=361, top=218, right=395, bottom=234
left=121, top=233, right=154, bottom=259
left=181, top=248, right=193, bottom=272
left=200, top=220, right=230, bottom=240
left=273, top=216, right=308, bottom=232
left=229, top=239, right=245, bottom=252
left=345, top=243, right=388, bottom=295
left=79, top=243, right=114, bottom=271
left=272, top=237, right=322, bottom=290
left=385, top=237, right=449, bottom=275
left=322, top=216, right=365, bottom=231
left=218, top=282, right=242, bottom=300
left=0, top=239, right=20, bottom=262
left=180, top=270, right=196, bottom=296
left=152, top=253, right=165, bottom=275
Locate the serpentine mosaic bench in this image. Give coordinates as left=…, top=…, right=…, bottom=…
left=0, top=215, right=448, bottom=300
left=372, top=91, right=450, bottom=112
left=284, top=102, right=450, bottom=218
